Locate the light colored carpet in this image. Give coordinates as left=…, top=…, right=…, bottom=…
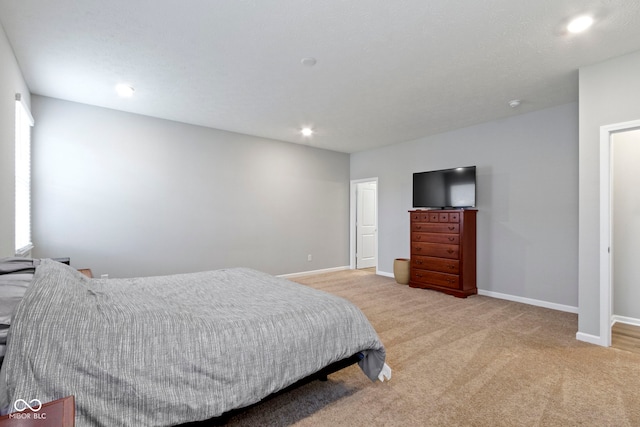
left=227, top=269, right=640, bottom=426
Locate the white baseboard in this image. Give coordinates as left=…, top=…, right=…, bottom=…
left=283, top=269, right=581, bottom=317
left=574, top=316, right=640, bottom=348
left=576, top=332, right=605, bottom=346
left=278, top=265, right=350, bottom=279
left=477, top=289, right=578, bottom=314
left=373, top=277, right=579, bottom=315
left=611, top=315, right=640, bottom=327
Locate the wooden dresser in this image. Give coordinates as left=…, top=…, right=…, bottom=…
left=409, top=209, right=477, bottom=298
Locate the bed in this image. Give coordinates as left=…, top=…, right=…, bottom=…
left=0, top=258, right=389, bottom=426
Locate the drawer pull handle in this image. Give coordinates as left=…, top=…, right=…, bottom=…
left=416, top=226, right=422, bottom=230
left=448, top=266, right=454, bottom=269
left=448, top=237, right=455, bottom=241
left=447, top=279, right=455, bottom=283
left=447, top=249, right=454, bottom=254
left=448, top=226, right=455, bottom=230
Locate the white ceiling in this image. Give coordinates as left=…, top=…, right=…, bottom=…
left=2, top=1, right=640, bottom=153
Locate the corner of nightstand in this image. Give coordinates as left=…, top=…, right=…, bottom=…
left=77, top=269, right=93, bottom=278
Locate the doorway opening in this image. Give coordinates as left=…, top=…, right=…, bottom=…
left=350, top=178, right=378, bottom=271
left=599, top=119, right=640, bottom=347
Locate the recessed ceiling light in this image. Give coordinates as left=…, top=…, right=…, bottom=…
left=567, top=15, right=594, bottom=33
left=115, top=84, right=135, bottom=97
left=301, top=127, right=313, bottom=136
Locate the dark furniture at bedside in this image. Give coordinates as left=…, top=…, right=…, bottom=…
left=0, top=396, right=75, bottom=427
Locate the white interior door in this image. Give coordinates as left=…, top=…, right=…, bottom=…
left=356, top=181, right=377, bottom=269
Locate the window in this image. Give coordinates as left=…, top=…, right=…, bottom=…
left=15, top=93, right=34, bottom=256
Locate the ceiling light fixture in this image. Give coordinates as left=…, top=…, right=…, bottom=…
left=301, top=127, right=313, bottom=137
left=508, top=99, right=521, bottom=108
left=115, top=84, right=135, bottom=97
left=567, top=15, right=594, bottom=33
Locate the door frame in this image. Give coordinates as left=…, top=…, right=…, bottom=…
left=599, top=119, right=640, bottom=347
left=350, top=177, right=378, bottom=271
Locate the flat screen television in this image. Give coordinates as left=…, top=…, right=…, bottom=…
left=413, top=166, right=476, bottom=209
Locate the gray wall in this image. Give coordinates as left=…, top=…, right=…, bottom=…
left=351, top=103, right=579, bottom=308
left=578, top=49, right=640, bottom=338
left=31, top=96, right=350, bottom=278
left=612, top=129, right=640, bottom=321
left=0, top=25, right=31, bottom=257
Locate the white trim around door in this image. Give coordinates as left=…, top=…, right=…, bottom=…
left=596, top=119, right=640, bottom=347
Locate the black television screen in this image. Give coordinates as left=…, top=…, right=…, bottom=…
left=413, top=166, right=476, bottom=208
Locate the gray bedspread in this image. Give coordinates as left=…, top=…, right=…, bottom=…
left=0, top=259, right=385, bottom=426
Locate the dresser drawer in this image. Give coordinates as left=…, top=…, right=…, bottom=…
left=412, top=255, right=459, bottom=274
left=410, top=212, right=431, bottom=222
left=412, top=232, right=459, bottom=244
left=449, top=212, right=460, bottom=222
left=410, top=269, right=459, bottom=289
left=411, top=242, right=459, bottom=259
left=410, top=211, right=461, bottom=223
left=411, top=223, right=459, bottom=234
left=433, top=212, right=460, bottom=222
